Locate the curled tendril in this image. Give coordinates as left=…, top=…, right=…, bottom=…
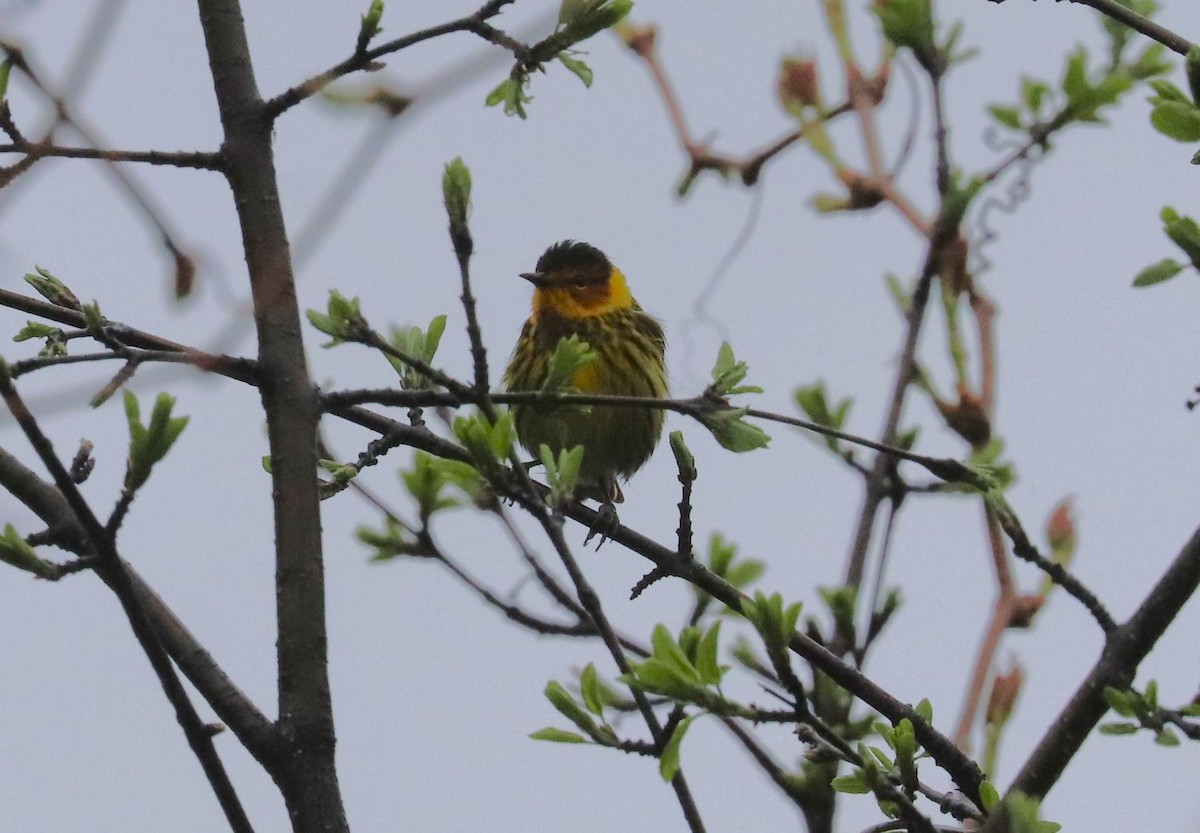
left=968, top=125, right=1048, bottom=278
left=678, top=187, right=762, bottom=388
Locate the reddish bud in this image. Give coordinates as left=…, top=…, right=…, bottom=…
left=938, top=234, right=971, bottom=296
left=985, top=663, right=1024, bottom=728
left=1010, top=594, right=1044, bottom=628
left=778, top=56, right=821, bottom=115
left=1046, top=499, right=1076, bottom=559
left=836, top=170, right=885, bottom=210
left=620, top=23, right=656, bottom=57
left=936, top=384, right=991, bottom=446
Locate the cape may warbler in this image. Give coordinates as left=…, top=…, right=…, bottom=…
left=503, top=241, right=667, bottom=504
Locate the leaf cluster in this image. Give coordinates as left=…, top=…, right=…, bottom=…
left=1102, top=680, right=1200, bottom=746
left=486, top=0, right=633, bottom=118
left=123, top=390, right=188, bottom=494
left=795, top=381, right=853, bottom=455
left=386, top=315, right=446, bottom=388
left=1132, top=207, right=1200, bottom=287
left=307, top=291, right=369, bottom=346
left=987, top=43, right=1167, bottom=135
left=698, top=343, right=769, bottom=453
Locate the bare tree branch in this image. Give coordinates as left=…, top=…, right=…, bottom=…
left=196, top=0, right=344, bottom=829
left=264, top=0, right=520, bottom=118
left=994, top=524, right=1200, bottom=811
left=0, top=142, right=222, bottom=168
left=0, top=377, right=256, bottom=833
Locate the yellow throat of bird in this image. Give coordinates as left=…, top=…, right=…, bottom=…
left=531, top=266, right=636, bottom=321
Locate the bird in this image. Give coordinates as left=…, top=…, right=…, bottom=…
left=503, top=240, right=667, bottom=506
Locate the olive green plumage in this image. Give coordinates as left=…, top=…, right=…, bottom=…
left=503, top=241, right=667, bottom=503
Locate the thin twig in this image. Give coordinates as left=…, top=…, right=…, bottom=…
left=0, top=40, right=196, bottom=292
left=623, top=23, right=854, bottom=187
left=858, top=823, right=964, bottom=833
left=535, top=504, right=708, bottom=832
left=967, top=286, right=997, bottom=415
left=1161, top=708, right=1200, bottom=742
left=675, top=459, right=694, bottom=560
left=1054, top=0, right=1196, bottom=55
left=858, top=496, right=901, bottom=664
left=843, top=206, right=960, bottom=589
left=739, top=106, right=853, bottom=185
left=850, top=67, right=886, bottom=179
left=432, top=540, right=605, bottom=638
left=718, top=717, right=809, bottom=809
left=3, top=283, right=987, bottom=806
left=447, top=188, right=489, bottom=393
left=9, top=348, right=247, bottom=379
left=264, top=0, right=520, bottom=118
left=322, top=386, right=972, bottom=478
left=953, top=508, right=1014, bottom=749
left=494, top=507, right=601, bottom=626
left=4, top=283, right=1111, bottom=637
left=993, top=504, right=1116, bottom=633
left=0, top=142, right=222, bottom=169
left=928, top=52, right=950, bottom=198
left=0, top=371, right=255, bottom=833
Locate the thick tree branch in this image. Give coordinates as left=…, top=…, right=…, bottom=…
left=0, top=289, right=988, bottom=807
left=196, top=0, right=344, bottom=830
left=994, top=525, right=1200, bottom=809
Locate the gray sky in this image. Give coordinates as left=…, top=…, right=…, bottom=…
left=1, top=1, right=1199, bottom=831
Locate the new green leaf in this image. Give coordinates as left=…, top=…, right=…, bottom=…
left=1150, top=100, right=1200, bottom=142
left=659, top=715, right=696, bottom=781
left=697, top=407, right=771, bottom=452
left=0, top=524, right=54, bottom=578
left=987, top=105, right=1021, bottom=130
left=307, top=291, right=368, bottom=346
left=542, top=335, right=596, bottom=393
left=558, top=53, right=594, bottom=87
left=123, top=390, right=189, bottom=493
left=530, top=727, right=587, bottom=743
left=387, top=315, right=447, bottom=388
left=1132, top=258, right=1184, bottom=287
left=356, top=0, right=384, bottom=51
left=707, top=342, right=763, bottom=397
left=24, top=266, right=81, bottom=310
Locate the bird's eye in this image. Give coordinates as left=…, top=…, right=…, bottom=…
left=573, top=280, right=588, bottom=289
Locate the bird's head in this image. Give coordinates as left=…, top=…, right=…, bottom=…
left=522, top=240, right=634, bottom=320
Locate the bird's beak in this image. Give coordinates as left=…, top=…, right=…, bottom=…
left=520, top=271, right=549, bottom=287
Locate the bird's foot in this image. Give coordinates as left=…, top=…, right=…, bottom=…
left=584, top=502, right=620, bottom=549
